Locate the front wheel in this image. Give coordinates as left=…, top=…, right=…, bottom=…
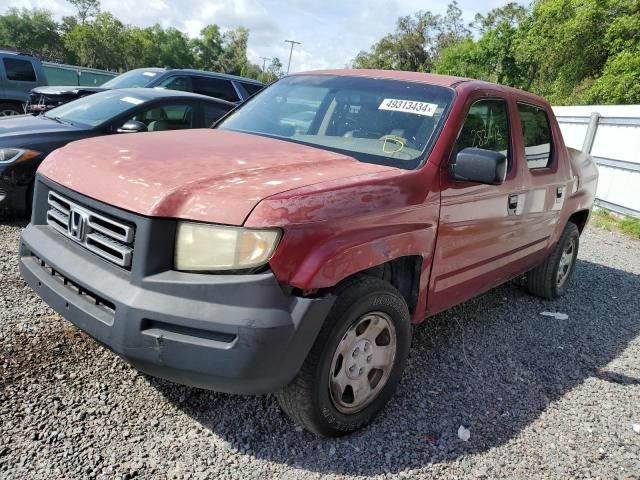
left=526, top=222, right=580, bottom=299
left=276, top=276, right=411, bottom=436
left=0, top=103, right=23, bottom=116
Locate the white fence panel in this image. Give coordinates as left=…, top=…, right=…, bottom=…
left=552, top=105, right=640, bottom=217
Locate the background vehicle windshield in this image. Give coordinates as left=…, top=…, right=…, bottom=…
left=218, top=75, right=454, bottom=168
left=45, top=91, right=146, bottom=127
left=102, top=69, right=160, bottom=88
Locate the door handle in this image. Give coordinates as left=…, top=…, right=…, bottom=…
left=508, top=194, right=518, bottom=215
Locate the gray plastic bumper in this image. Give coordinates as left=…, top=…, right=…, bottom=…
left=19, top=224, right=334, bottom=394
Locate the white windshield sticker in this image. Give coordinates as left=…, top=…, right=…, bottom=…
left=143, top=72, right=157, bottom=77
left=120, top=96, right=144, bottom=105
left=379, top=98, right=438, bottom=116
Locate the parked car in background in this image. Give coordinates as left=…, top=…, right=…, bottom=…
left=19, top=70, right=598, bottom=436
left=0, top=88, right=234, bottom=216
left=28, top=67, right=264, bottom=113
left=0, top=51, right=47, bottom=116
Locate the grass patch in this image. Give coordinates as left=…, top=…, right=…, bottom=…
left=591, top=209, right=640, bottom=239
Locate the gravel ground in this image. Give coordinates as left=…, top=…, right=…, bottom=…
left=1, top=220, right=639, bottom=479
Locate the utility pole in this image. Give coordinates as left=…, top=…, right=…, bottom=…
left=259, top=56, right=270, bottom=82
left=284, top=39, right=301, bottom=75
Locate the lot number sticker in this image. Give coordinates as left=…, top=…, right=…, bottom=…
left=379, top=98, right=438, bottom=116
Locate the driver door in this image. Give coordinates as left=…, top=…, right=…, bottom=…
left=428, top=95, right=528, bottom=315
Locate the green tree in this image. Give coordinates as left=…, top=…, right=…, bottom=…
left=353, top=1, right=470, bottom=72
left=517, top=0, right=611, bottom=103
left=266, top=57, right=284, bottom=81
left=436, top=0, right=640, bottom=104
left=133, top=25, right=194, bottom=68
left=67, top=0, right=100, bottom=25
left=193, top=24, right=224, bottom=71
left=0, top=8, right=64, bottom=61
left=216, top=27, right=250, bottom=75
left=64, top=12, right=127, bottom=69
left=435, top=3, right=529, bottom=85
left=585, top=0, right=640, bottom=104
left=434, top=38, right=485, bottom=79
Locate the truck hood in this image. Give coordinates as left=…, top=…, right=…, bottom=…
left=39, top=129, right=394, bottom=225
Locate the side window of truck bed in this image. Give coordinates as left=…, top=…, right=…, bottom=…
left=517, top=103, right=553, bottom=169
left=455, top=98, right=511, bottom=168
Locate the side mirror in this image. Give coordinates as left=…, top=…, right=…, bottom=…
left=117, top=120, right=147, bottom=133
left=449, top=147, right=507, bottom=185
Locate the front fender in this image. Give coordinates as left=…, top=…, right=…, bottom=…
left=244, top=163, right=442, bottom=321
left=287, top=217, right=437, bottom=289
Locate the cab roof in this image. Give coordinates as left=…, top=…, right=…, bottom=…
left=296, top=69, right=470, bottom=87
left=293, top=69, right=549, bottom=105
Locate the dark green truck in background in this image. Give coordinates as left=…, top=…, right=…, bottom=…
left=0, top=50, right=116, bottom=116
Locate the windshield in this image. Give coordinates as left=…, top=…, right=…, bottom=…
left=102, top=69, right=161, bottom=89
left=218, top=75, right=454, bottom=168
left=45, top=90, right=147, bottom=127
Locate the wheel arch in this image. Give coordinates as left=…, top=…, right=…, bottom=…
left=0, top=99, right=26, bottom=113
left=568, top=209, right=591, bottom=234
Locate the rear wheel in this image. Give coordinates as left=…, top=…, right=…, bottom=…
left=0, top=103, right=23, bottom=116
left=526, top=222, right=580, bottom=299
left=276, top=276, right=411, bottom=436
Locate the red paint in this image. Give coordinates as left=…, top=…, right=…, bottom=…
left=39, top=129, right=392, bottom=226
left=37, top=71, right=597, bottom=323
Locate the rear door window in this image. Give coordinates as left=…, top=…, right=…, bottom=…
left=455, top=98, right=511, bottom=167
left=157, top=75, right=193, bottom=92
left=239, top=82, right=264, bottom=97
left=518, top=103, right=553, bottom=169
left=3, top=58, right=37, bottom=82
left=194, top=76, right=240, bottom=102
left=203, top=103, right=231, bottom=127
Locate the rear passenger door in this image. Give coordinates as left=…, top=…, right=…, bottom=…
left=516, top=102, right=572, bottom=251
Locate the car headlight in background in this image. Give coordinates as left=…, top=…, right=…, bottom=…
left=0, top=148, right=41, bottom=164
left=174, top=222, right=281, bottom=272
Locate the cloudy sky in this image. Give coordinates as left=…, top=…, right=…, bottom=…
left=5, top=0, right=527, bottom=72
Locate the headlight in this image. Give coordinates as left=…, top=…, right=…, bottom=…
left=174, top=222, right=281, bottom=272
left=0, top=148, right=41, bottom=163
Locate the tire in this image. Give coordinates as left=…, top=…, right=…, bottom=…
left=0, top=103, right=23, bottom=116
left=526, top=222, right=580, bottom=300
left=276, top=275, right=411, bottom=437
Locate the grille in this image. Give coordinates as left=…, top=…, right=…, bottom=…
left=46, top=191, right=135, bottom=268
left=0, top=188, right=6, bottom=201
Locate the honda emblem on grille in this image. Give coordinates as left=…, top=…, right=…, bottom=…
left=68, top=208, right=88, bottom=241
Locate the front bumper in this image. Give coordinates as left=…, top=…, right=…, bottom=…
left=19, top=222, right=334, bottom=394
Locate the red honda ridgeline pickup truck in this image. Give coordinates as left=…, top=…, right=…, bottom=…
left=19, top=70, right=598, bottom=436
